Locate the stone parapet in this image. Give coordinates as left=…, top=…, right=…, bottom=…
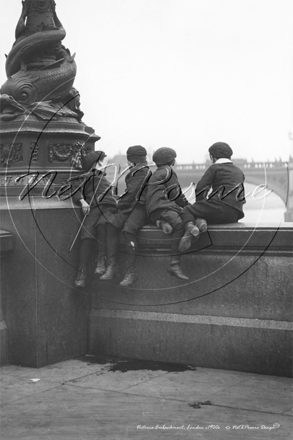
left=89, top=223, right=293, bottom=377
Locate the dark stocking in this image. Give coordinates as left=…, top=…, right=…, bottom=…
left=79, top=238, right=92, bottom=266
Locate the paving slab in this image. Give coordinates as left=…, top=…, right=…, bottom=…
left=0, top=356, right=292, bottom=440
left=209, top=375, right=293, bottom=415
left=67, top=368, right=168, bottom=392
left=0, top=356, right=113, bottom=380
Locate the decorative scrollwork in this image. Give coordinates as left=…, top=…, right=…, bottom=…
left=30, top=142, right=40, bottom=162
left=0, top=143, right=23, bottom=167
left=48, top=142, right=91, bottom=166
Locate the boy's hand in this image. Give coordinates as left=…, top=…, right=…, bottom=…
left=80, top=199, right=90, bottom=216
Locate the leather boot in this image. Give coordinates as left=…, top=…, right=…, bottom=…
left=119, top=265, right=136, bottom=287
left=75, top=265, right=87, bottom=287
left=100, top=257, right=118, bottom=280
left=167, top=259, right=189, bottom=280
left=156, top=220, right=173, bottom=234
left=94, top=252, right=107, bottom=275
left=178, top=222, right=200, bottom=253
left=195, top=218, right=208, bottom=232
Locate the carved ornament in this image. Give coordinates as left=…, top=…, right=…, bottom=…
left=48, top=142, right=91, bottom=164
left=0, top=143, right=23, bottom=167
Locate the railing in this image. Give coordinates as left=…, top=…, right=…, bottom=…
left=175, top=161, right=289, bottom=172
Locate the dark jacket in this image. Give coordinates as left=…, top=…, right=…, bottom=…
left=146, top=165, right=189, bottom=216
left=71, top=169, right=117, bottom=208
left=117, top=162, right=151, bottom=214
left=196, top=162, right=245, bottom=213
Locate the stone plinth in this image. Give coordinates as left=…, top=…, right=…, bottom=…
left=0, top=118, right=100, bottom=196
left=0, top=230, right=13, bottom=365
left=0, top=112, right=101, bottom=367
left=89, top=223, right=293, bottom=377
left=0, top=197, right=89, bottom=367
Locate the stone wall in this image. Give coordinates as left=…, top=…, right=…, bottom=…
left=0, top=231, right=13, bottom=365
left=1, top=194, right=292, bottom=377
left=0, top=197, right=89, bottom=367
left=89, top=223, right=293, bottom=377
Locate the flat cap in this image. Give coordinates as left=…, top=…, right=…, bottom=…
left=126, top=145, right=147, bottom=157
left=153, top=147, right=177, bottom=165
left=209, top=142, right=233, bottom=159
left=82, top=151, right=106, bottom=171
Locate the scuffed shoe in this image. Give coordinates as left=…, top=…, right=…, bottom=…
left=94, top=253, right=106, bottom=276
left=100, top=262, right=118, bottom=280
left=75, top=266, right=87, bottom=287
left=178, top=222, right=200, bottom=253
left=195, top=218, right=208, bottom=232
left=156, top=220, right=173, bottom=234
left=167, top=264, right=189, bottom=280
left=119, top=269, right=136, bottom=287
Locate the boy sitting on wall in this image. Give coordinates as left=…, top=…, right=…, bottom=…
left=103, top=145, right=151, bottom=286
left=72, top=151, right=119, bottom=287
left=179, top=142, right=246, bottom=252
left=146, top=147, right=190, bottom=280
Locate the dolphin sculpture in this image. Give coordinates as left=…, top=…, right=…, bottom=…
left=0, top=0, right=79, bottom=118
left=0, top=52, right=77, bottom=106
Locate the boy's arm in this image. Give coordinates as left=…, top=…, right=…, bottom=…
left=175, top=191, right=189, bottom=208
left=70, top=174, right=88, bottom=205
left=195, top=166, right=216, bottom=201
left=165, top=170, right=189, bottom=207
left=117, top=167, right=150, bottom=208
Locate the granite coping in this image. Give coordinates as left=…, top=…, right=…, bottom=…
left=0, top=230, right=13, bottom=253
left=135, top=223, right=293, bottom=255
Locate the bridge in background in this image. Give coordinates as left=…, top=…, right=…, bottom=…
left=109, top=156, right=293, bottom=221
left=175, top=159, right=293, bottom=221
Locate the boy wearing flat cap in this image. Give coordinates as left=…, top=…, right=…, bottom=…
left=179, top=142, right=246, bottom=252
left=103, top=145, right=151, bottom=286
left=72, top=150, right=119, bottom=287
left=146, top=147, right=190, bottom=280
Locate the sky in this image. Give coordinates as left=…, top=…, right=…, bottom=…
left=0, top=0, right=293, bottom=163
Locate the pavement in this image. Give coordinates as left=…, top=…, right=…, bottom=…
left=0, top=355, right=292, bottom=440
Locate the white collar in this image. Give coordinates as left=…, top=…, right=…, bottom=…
left=215, top=158, right=232, bottom=164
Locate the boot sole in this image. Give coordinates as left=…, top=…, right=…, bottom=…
left=100, top=272, right=119, bottom=281
left=179, top=226, right=200, bottom=252
left=156, top=220, right=173, bottom=234
left=94, top=269, right=107, bottom=275
left=196, top=223, right=208, bottom=232
left=119, top=281, right=136, bottom=287
left=167, top=268, right=189, bottom=280
left=100, top=276, right=117, bottom=281
left=161, top=225, right=173, bottom=234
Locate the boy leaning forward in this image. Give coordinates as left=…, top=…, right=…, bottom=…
left=146, top=147, right=190, bottom=280
left=104, top=145, right=152, bottom=286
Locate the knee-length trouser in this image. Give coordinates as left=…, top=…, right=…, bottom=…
left=150, top=208, right=185, bottom=255
left=181, top=200, right=243, bottom=226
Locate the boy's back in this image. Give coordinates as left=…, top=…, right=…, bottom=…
left=196, top=162, right=245, bottom=211
left=146, top=165, right=188, bottom=217
left=179, top=142, right=246, bottom=253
